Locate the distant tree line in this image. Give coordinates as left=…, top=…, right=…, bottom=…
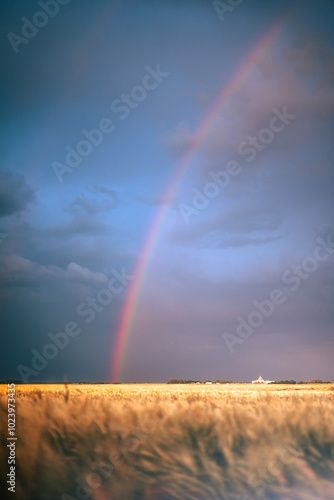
left=270, top=379, right=332, bottom=384
left=309, top=379, right=332, bottom=384
left=0, top=379, right=22, bottom=384
left=167, top=379, right=233, bottom=384
left=167, top=379, right=332, bottom=385
left=269, top=380, right=298, bottom=384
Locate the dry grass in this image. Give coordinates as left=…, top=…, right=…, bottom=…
left=1, top=383, right=334, bottom=500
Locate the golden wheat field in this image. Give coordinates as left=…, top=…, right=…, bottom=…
left=1, top=383, right=334, bottom=500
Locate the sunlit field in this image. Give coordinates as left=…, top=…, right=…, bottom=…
left=1, top=383, right=334, bottom=500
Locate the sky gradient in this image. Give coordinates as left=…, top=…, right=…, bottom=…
left=1, top=0, right=334, bottom=383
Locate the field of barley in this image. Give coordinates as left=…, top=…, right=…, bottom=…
left=1, top=383, right=334, bottom=500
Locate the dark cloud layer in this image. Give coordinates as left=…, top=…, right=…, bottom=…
left=0, top=171, right=35, bottom=217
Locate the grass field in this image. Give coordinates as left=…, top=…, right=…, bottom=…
left=1, top=383, right=334, bottom=500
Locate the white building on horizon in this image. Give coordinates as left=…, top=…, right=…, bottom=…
left=252, top=375, right=274, bottom=384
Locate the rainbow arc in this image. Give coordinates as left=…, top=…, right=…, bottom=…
left=110, top=11, right=294, bottom=382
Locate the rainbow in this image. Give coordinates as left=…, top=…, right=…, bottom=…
left=110, top=11, right=294, bottom=382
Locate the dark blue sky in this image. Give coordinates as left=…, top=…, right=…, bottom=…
left=1, top=0, right=334, bottom=383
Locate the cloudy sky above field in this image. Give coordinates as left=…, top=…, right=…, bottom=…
left=1, top=0, right=334, bottom=383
